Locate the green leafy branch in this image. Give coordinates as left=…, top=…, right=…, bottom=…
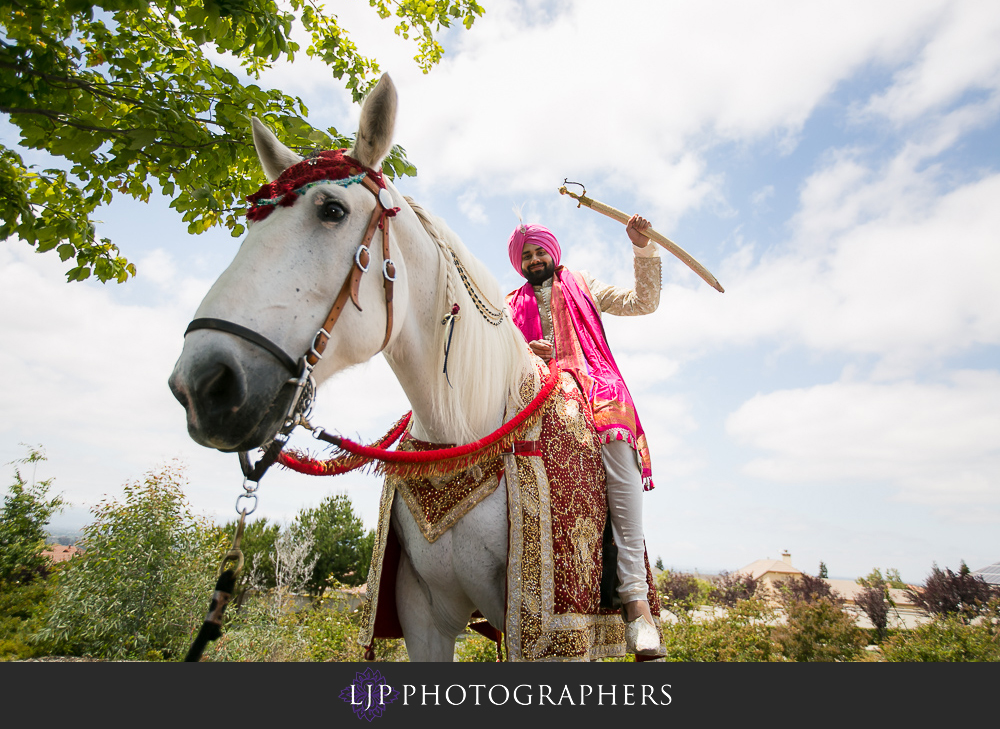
left=0, top=0, right=480, bottom=282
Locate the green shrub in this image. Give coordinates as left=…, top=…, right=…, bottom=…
left=204, top=592, right=407, bottom=662
left=660, top=598, right=779, bottom=662
left=203, top=593, right=309, bottom=662
left=772, top=597, right=866, bottom=662
left=455, top=630, right=499, bottom=662
left=881, top=600, right=1000, bottom=662
left=0, top=577, right=57, bottom=660
left=36, top=463, right=226, bottom=660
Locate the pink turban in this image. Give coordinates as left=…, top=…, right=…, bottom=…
left=507, top=224, right=562, bottom=276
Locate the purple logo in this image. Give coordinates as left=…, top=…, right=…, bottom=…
left=339, top=668, right=400, bottom=721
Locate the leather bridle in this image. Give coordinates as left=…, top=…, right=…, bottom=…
left=184, top=166, right=399, bottom=440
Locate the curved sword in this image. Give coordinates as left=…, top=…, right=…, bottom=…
left=558, top=182, right=724, bottom=293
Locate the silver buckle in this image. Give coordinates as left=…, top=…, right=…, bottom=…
left=355, top=244, right=371, bottom=273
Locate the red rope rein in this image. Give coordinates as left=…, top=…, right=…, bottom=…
left=278, top=360, right=561, bottom=478
left=278, top=412, right=412, bottom=476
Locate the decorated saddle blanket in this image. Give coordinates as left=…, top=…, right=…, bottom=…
left=359, top=364, right=663, bottom=661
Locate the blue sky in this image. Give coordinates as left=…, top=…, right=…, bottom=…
left=2, top=0, right=999, bottom=584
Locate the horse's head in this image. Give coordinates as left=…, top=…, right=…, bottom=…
left=169, top=74, right=410, bottom=452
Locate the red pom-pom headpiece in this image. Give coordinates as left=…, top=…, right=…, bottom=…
left=246, top=149, right=384, bottom=222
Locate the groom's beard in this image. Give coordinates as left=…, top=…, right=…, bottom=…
left=523, top=261, right=555, bottom=285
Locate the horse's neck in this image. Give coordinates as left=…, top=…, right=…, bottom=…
left=382, top=219, right=512, bottom=445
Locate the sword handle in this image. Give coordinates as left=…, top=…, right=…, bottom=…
left=558, top=186, right=725, bottom=293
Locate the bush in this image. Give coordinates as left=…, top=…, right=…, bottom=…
left=773, top=574, right=840, bottom=606
left=660, top=598, right=779, bottom=662
left=203, top=516, right=406, bottom=663
left=657, top=570, right=712, bottom=613
left=455, top=630, right=499, bottom=662
left=880, top=599, right=1000, bottom=662
left=906, top=562, right=999, bottom=623
left=203, top=593, right=309, bottom=662
left=708, top=571, right=759, bottom=608
left=0, top=577, right=57, bottom=661
left=772, top=597, right=866, bottom=662
left=37, top=463, right=226, bottom=660
left=205, top=593, right=407, bottom=662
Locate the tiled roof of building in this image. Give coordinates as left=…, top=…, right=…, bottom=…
left=41, top=544, right=80, bottom=563
left=735, top=557, right=803, bottom=580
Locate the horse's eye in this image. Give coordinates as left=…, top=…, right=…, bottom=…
left=319, top=200, right=347, bottom=223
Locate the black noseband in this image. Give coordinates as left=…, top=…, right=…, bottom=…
left=185, top=318, right=299, bottom=375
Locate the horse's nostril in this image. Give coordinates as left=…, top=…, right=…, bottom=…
left=195, top=361, right=247, bottom=414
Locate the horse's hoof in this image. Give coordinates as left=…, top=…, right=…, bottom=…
left=625, top=616, right=663, bottom=656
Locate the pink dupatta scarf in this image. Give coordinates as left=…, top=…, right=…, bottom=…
left=508, top=267, right=654, bottom=490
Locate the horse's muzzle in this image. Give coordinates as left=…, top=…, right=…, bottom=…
left=169, top=335, right=293, bottom=452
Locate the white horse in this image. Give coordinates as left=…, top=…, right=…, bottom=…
left=169, top=74, right=538, bottom=661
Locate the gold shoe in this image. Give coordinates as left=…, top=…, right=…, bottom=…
left=625, top=616, right=662, bottom=656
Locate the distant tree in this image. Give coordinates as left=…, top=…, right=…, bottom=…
left=292, top=494, right=374, bottom=595
left=655, top=556, right=664, bottom=571
left=854, top=582, right=891, bottom=643
left=858, top=567, right=906, bottom=590
left=708, top=571, right=759, bottom=608
left=818, top=561, right=828, bottom=578
left=774, top=573, right=839, bottom=606
left=906, top=562, right=999, bottom=623
left=884, top=568, right=907, bottom=589
left=0, top=445, right=64, bottom=585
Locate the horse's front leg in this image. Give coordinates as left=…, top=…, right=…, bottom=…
left=450, top=481, right=508, bottom=632
left=395, top=548, right=472, bottom=661
left=392, top=499, right=475, bottom=661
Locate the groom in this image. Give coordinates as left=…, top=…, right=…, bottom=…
left=505, top=215, right=663, bottom=655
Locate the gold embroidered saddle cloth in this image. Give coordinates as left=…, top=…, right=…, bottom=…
left=359, top=366, right=664, bottom=661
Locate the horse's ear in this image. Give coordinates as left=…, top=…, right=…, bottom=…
left=251, top=117, right=302, bottom=182
left=351, top=74, right=397, bottom=170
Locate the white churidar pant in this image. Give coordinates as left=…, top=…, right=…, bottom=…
left=601, top=439, right=648, bottom=603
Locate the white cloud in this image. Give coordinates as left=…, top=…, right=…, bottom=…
left=254, top=0, right=964, bottom=226
left=614, top=154, right=1000, bottom=378
left=860, top=0, right=1000, bottom=125
left=725, top=370, right=1000, bottom=515
left=750, top=185, right=774, bottom=209
left=457, top=189, right=489, bottom=224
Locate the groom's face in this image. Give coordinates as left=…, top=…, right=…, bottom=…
left=521, top=243, right=555, bottom=284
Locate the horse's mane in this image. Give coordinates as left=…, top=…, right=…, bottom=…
left=404, top=196, right=535, bottom=442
